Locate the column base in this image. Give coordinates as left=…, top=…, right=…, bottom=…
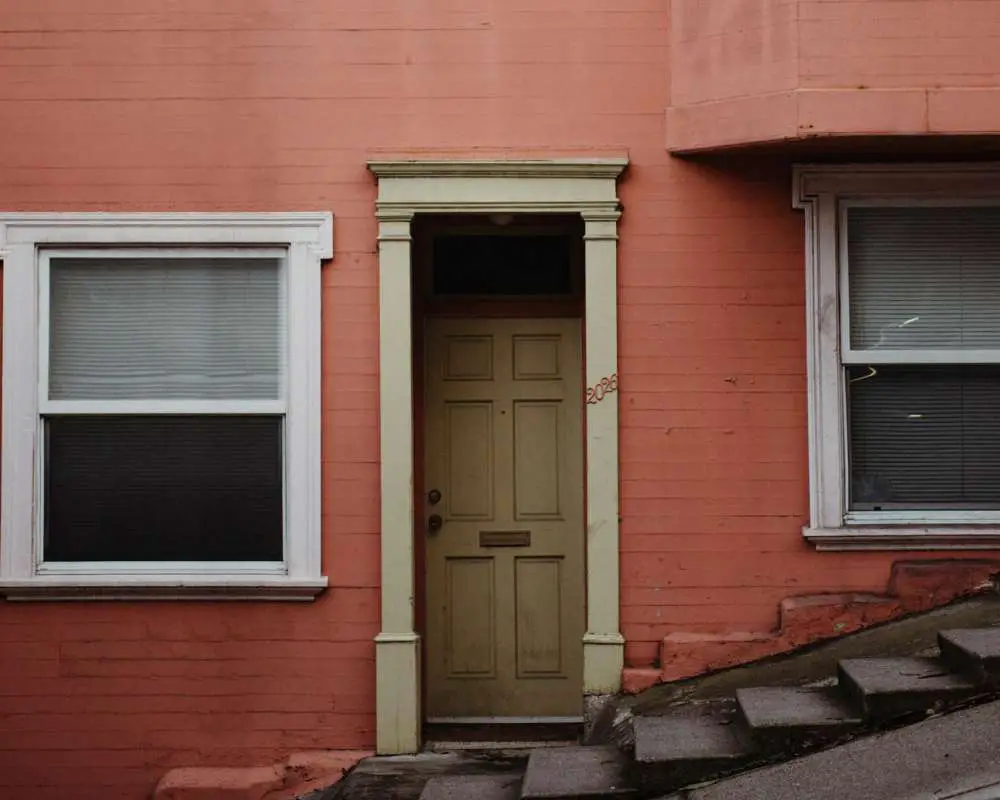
left=375, top=632, right=421, bottom=755
left=582, top=631, right=625, bottom=695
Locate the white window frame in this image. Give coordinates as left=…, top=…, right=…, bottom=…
left=795, top=164, right=1000, bottom=551
left=0, top=213, right=332, bottom=599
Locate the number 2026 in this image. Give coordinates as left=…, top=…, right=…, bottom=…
left=586, top=373, right=618, bottom=405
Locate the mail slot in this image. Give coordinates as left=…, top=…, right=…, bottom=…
left=479, top=530, right=531, bottom=547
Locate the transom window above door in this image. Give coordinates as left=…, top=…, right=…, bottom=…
left=796, top=166, right=1000, bottom=550
left=414, top=214, right=584, bottom=316
left=432, top=234, right=575, bottom=296
left=0, top=213, right=330, bottom=598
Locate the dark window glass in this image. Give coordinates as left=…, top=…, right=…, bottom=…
left=432, top=235, right=573, bottom=295
left=849, top=364, right=1000, bottom=509
left=44, top=415, right=283, bottom=561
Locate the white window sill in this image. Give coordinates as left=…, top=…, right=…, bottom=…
left=805, top=526, right=1000, bottom=551
left=0, top=575, right=329, bottom=601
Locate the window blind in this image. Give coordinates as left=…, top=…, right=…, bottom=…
left=44, top=415, right=284, bottom=561
left=49, top=257, right=282, bottom=400
left=848, top=206, right=1000, bottom=351
left=849, top=365, right=1000, bottom=509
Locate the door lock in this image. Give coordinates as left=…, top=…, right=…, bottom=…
left=427, top=488, right=442, bottom=505
left=428, top=514, right=443, bottom=534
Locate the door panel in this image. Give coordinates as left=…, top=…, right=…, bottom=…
left=445, top=557, right=495, bottom=677
left=515, top=556, right=564, bottom=677
left=446, top=402, right=494, bottom=520
left=425, top=318, right=584, bottom=719
left=513, top=401, right=562, bottom=519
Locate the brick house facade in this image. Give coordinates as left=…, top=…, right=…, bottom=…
left=2, top=1, right=1000, bottom=797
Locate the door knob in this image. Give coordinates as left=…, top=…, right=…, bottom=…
left=428, top=514, right=443, bottom=534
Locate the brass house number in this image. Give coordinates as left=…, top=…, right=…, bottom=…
left=585, top=373, right=618, bottom=405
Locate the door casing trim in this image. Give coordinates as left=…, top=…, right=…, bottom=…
left=368, top=157, right=628, bottom=755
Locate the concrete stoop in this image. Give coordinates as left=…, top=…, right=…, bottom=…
left=153, top=750, right=372, bottom=800
left=403, top=625, right=1000, bottom=800
left=420, top=774, right=523, bottom=800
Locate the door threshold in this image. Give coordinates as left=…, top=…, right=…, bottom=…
left=424, top=718, right=583, bottom=747
left=426, top=717, right=584, bottom=725
left=423, top=739, right=577, bottom=753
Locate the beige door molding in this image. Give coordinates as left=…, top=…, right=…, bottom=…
left=368, top=158, right=628, bottom=754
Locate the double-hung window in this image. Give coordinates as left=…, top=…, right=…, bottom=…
left=796, top=166, right=1000, bottom=550
left=0, top=214, right=330, bottom=597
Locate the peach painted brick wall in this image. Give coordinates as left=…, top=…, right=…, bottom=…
left=670, top=0, right=799, bottom=105
left=0, top=2, right=995, bottom=798
left=799, top=0, right=1000, bottom=89
left=671, top=0, right=1000, bottom=102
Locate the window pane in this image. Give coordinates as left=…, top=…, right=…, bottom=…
left=849, top=365, right=1000, bottom=509
left=44, top=416, right=283, bottom=562
left=432, top=235, right=574, bottom=295
left=848, top=206, right=1000, bottom=351
left=49, top=257, right=282, bottom=400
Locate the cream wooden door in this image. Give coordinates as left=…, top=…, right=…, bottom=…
left=424, top=318, right=585, bottom=720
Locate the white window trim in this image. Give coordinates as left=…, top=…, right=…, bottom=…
left=795, top=164, right=1000, bottom=551
left=0, top=213, right=332, bottom=599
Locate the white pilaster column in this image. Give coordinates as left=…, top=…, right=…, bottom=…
left=581, top=209, right=626, bottom=695
left=374, top=210, right=421, bottom=754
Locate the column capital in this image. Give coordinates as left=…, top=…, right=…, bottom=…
left=580, top=204, right=621, bottom=223
left=376, top=209, right=414, bottom=243
left=375, top=204, right=416, bottom=223
left=582, top=209, right=621, bottom=241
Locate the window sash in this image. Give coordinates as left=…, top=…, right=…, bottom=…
left=846, top=509, right=1000, bottom=525
left=838, top=199, right=1000, bottom=366
left=38, top=248, right=289, bottom=410
left=35, top=413, right=290, bottom=573
left=844, top=367, right=1000, bottom=519
left=40, top=400, right=287, bottom=415
left=839, top=199, right=1000, bottom=522
left=35, top=247, right=291, bottom=571
left=843, top=350, right=1000, bottom=365
left=36, top=416, right=288, bottom=573
left=34, top=560, right=288, bottom=576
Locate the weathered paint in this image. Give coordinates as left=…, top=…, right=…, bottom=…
left=0, top=1, right=997, bottom=797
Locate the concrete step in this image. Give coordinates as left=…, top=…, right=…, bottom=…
left=329, top=752, right=527, bottom=800
left=838, top=656, right=981, bottom=722
left=419, top=773, right=523, bottom=800
left=631, top=701, right=755, bottom=795
left=735, top=686, right=862, bottom=751
left=938, top=628, right=1000, bottom=685
left=520, top=745, right=634, bottom=799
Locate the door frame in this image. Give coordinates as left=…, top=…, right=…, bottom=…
left=367, top=158, right=628, bottom=754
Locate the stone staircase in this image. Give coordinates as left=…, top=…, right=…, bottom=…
left=416, top=627, right=1000, bottom=800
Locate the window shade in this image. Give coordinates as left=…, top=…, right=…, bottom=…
left=44, top=415, right=283, bottom=561
left=848, top=207, right=1000, bottom=351
left=49, top=257, right=282, bottom=400
left=849, top=365, right=1000, bottom=509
